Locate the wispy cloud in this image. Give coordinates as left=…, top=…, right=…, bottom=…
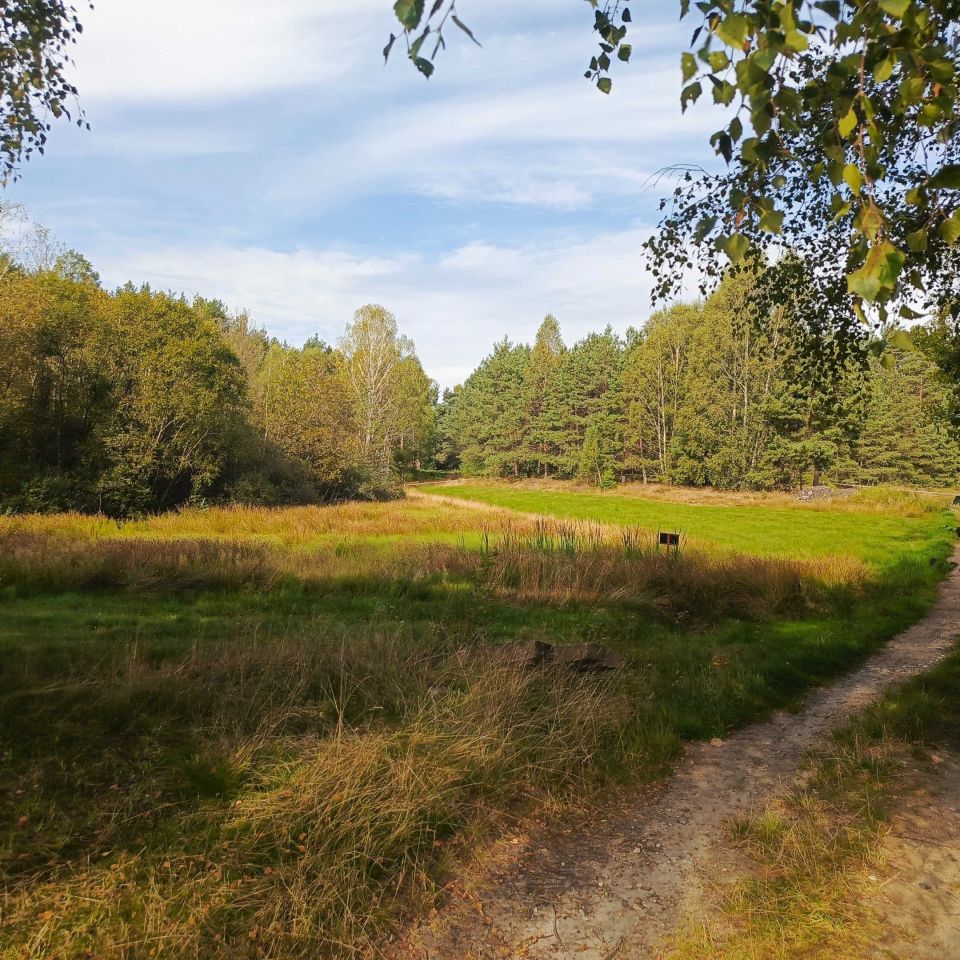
left=88, top=223, right=704, bottom=388
left=14, top=0, right=720, bottom=384
left=70, top=0, right=384, bottom=102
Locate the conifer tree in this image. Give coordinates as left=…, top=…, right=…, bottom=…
left=522, top=315, right=566, bottom=477
left=451, top=339, right=530, bottom=476
left=566, top=328, right=626, bottom=479
left=851, top=349, right=960, bottom=486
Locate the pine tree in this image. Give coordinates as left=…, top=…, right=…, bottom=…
left=851, top=349, right=960, bottom=486
left=451, top=338, right=530, bottom=476
left=522, top=315, right=565, bottom=476
left=564, top=328, right=625, bottom=478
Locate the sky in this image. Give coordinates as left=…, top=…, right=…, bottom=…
left=8, top=0, right=722, bottom=388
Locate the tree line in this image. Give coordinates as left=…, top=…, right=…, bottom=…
left=0, top=234, right=435, bottom=515
left=3, top=219, right=958, bottom=516
left=438, top=270, right=960, bottom=489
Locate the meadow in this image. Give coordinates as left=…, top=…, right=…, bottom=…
left=0, top=483, right=954, bottom=958
left=418, top=481, right=944, bottom=567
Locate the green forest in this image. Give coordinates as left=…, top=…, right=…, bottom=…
left=2, top=234, right=959, bottom=517
left=441, top=273, right=960, bottom=490
left=0, top=245, right=436, bottom=515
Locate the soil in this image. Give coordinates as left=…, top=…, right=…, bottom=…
left=869, top=751, right=960, bottom=959
left=391, top=545, right=960, bottom=960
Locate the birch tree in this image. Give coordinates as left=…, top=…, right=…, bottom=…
left=340, top=304, right=418, bottom=488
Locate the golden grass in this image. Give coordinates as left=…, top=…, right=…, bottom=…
left=0, top=494, right=940, bottom=959
left=0, top=499, right=512, bottom=546
left=0, top=515, right=868, bottom=621
left=473, top=521, right=866, bottom=619
left=2, top=640, right=621, bottom=959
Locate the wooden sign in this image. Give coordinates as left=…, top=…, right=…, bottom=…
left=658, top=531, right=680, bottom=547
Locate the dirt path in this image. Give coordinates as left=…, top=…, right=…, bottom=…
left=395, top=544, right=960, bottom=960
left=405, top=486, right=592, bottom=528
left=868, top=750, right=960, bottom=958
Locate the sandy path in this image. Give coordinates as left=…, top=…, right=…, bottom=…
left=395, top=543, right=960, bottom=960
left=869, top=751, right=960, bottom=958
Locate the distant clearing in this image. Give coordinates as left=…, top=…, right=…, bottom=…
left=419, top=481, right=949, bottom=568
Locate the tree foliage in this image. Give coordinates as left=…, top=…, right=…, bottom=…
left=387, top=0, right=960, bottom=322
left=0, top=218, right=436, bottom=514
left=340, top=304, right=434, bottom=491
left=438, top=272, right=960, bottom=489
left=0, top=1, right=88, bottom=183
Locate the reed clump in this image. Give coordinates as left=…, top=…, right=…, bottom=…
left=468, top=520, right=866, bottom=620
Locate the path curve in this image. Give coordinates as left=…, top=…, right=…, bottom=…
left=395, top=543, right=960, bottom=960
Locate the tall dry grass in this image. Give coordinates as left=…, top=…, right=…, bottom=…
left=468, top=520, right=866, bottom=619
left=0, top=516, right=868, bottom=621
left=0, top=503, right=898, bottom=958
left=0, top=498, right=513, bottom=545
left=2, top=635, right=621, bottom=959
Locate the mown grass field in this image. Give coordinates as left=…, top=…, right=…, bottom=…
left=0, top=484, right=955, bottom=958
left=419, top=481, right=944, bottom=568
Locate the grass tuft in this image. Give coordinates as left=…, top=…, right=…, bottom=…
left=669, top=643, right=960, bottom=960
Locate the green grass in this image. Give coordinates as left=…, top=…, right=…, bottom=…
left=0, top=489, right=954, bottom=958
left=420, top=482, right=949, bottom=569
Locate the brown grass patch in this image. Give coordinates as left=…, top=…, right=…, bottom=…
left=1, top=638, right=621, bottom=959
left=0, top=518, right=867, bottom=623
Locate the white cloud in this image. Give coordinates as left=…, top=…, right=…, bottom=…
left=422, top=174, right=593, bottom=210
left=265, top=62, right=722, bottom=214
left=88, top=225, right=703, bottom=389
left=68, top=121, right=251, bottom=158
left=20, top=0, right=718, bottom=384
left=70, top=0, right=384, bottom=102
left=47, top=0, right=722, bottom=217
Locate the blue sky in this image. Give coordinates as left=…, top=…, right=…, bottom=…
left=9, top=0, right=721, bottom=387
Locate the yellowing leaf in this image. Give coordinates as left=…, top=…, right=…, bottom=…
left=785, top=29, right=808, bottom=51
left=859, top=202, right=885, bottom=239
left=940, top=210, right=960, bottom=245
left=878, top=0, right=910, bottom=18
left=842, top=163, right=863, bottom=195
left=847, top=241, right=905, bottom=302
left=838, top=108, right=858, bottom=138
left=887, top=329, right=916, bottom=352
left=716, top=14, right=749, bottom=49
left=393, top=0, right=424, bottom=30
left=760, top=208, right=784, bottom=234
left=722, top=232, right=751, bottom=263
left=905, top=228, right=927, bottom=252
left=873, top=57, right=894, bottom=82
